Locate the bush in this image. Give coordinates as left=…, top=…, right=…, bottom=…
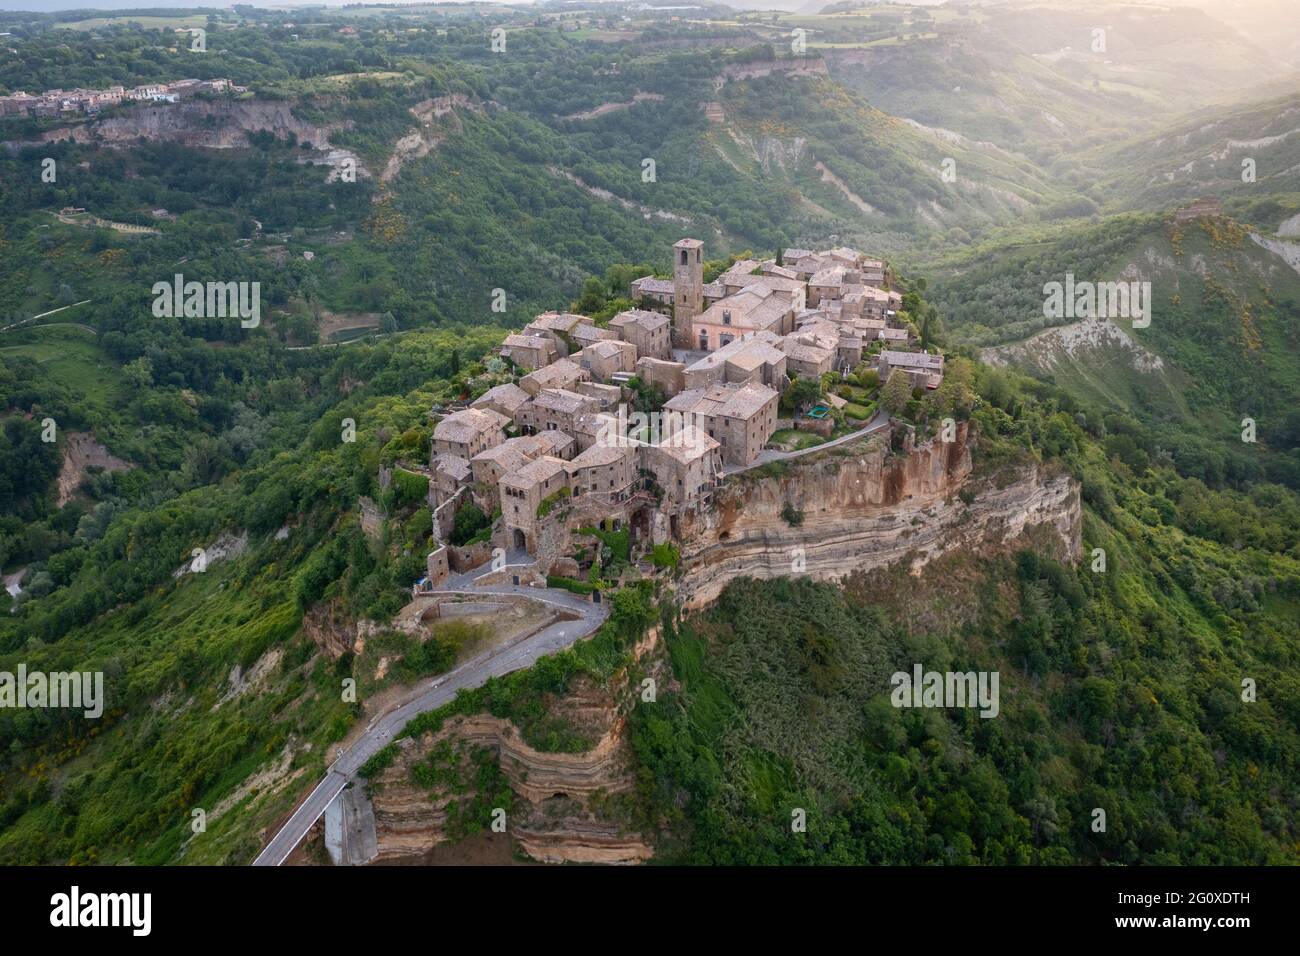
left=547, top=575, right=597, bottom=595
left=781, top=502, right=804, bottom=527
left=449, top=502, right=490, bottom=547
left=651, top=543, right=681, bottom=570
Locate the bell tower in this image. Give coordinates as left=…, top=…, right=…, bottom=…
left=672, top=238, right=703, bottom=349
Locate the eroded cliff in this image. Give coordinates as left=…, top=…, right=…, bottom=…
left=366, top=679, right=652, bottom=864
left=675, top=423, right=1082, bottom=609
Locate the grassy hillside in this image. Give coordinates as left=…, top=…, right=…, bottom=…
left=923, top=209, right=1300, bottom=490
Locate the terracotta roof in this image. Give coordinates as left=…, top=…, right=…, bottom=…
left=609, top=309, right=669, bottom=333
left=531, top=388, right=594, bottom=415
left=527, top=311, right=591, bottom=333
left=665, top=381, right=778, bottom=421
left=502, top=333, right=550, bottom=351
left=472, top=382, right=530, bottom=414
left=434, top=408, right=508, bottom=444
left=505, top=456, right=567, bottom=488
left=651, top=425, right=720, bottom=464
left=632, top=276, right=674, bottom=295
left=432, top=453, right=471, bottom=482
left=880, top=349, right=942, bottom=369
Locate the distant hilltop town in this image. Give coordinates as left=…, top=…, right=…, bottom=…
left=415, top=237, right=944, bottom=585
left=0, top=78, right=248, bottom=118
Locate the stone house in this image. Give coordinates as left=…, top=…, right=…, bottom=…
left=635, top=357, right=686, bottom=398
left=564, top=444, right=638, bottom=504
left=576, top=380, right=624, bottom=411
left=519, top=358, right=590, bottom=397
left=471, top=382, right=531, bottom=420
left=684, top=331, right=787, bottom=391
left=432, top=408, right=509, bottom=461
left=501, top=333, right=555, bottom=372
left=571, top=323, right=620, bottom=350
left=663, top=381, right=779, bottom=466
left=876, top=349, right=944, bottom=390
left=807, top=265, right=849, bottom=307
left=524, top=312, right=594, bottom=358
left=609, top=309, right=672, bottom=360
left=643, top=426, right=722, bottom=506
left=501, top=456, right=569, bottom=551
left=470, top=432, right=574, bottom=512
left=780, top=336, right=836, bottom=380
left=577, top=339, right=638, bottom=382
left=516, top=388, right=600, bottom=436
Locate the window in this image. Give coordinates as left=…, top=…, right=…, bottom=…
left=681, top=250, right=688, bottom=265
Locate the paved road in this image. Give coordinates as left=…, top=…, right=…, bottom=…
left=0, top=299, right=93, bottom=334
left=252, top=580, right=608, bottom=866
left=722, top=409, right=891, bottom=476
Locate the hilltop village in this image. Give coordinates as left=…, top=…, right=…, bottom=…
left=0, top=78, right=246, bottom=117
left=418, top=239, right=945, bottom=586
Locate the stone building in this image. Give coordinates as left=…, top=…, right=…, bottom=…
left=663, top=381, right=779, bottom=467
left=609, top=309, right=672, bottom=360
left=672, top=237, right=704, bottom=348
left=516, top=388, right=600, bottom=436
left=683, top=331, right=787, bottom=391
left=577, top=339, right=638, bottom=382
left=472, top=382, right=531, bottom=420
left=564, top=444, right=638, bottom=504
left=432, top=408, right=508, bottom=461
left=500, top=456, right=569, bottom=551
left=643, top=426, right=722, bottom=506
left=524, top=312, right=593, bottom=358
left=520, top=358, right=590, bottom=397
left=876, top=349, right=944, bottom=389
left=470, top=432, right=574, bottom=511
left=693, top=285, right=793, bottom=352
left=500, top=333, right=555, bottom=372
left=635, top=356, right=686, bottom=398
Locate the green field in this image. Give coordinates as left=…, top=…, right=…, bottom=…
left=0, top=325, right=120, bottom=408
left=55, top=15, right=209, bottom=31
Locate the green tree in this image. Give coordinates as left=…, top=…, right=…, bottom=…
left=882, top=369, right=911, bottom=415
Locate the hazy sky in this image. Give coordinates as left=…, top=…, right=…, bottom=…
left=0, top=1, right=532, bottom=11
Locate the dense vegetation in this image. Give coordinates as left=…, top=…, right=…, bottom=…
left=0, top=1, right=1295, bottom=865
left=631, top=367, right=1299, bottom=864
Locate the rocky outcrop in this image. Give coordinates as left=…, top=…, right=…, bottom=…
left=675, top=424, right=1081, bottom=609
left=367, top=681, right=652, bottom=864
left=380, top=93, right=482, bottom=183
left=57, top=432, right=132, bottom=506
left=21, top=100, right=366, bottom=179
left=302, top=598, right=358, bottom=659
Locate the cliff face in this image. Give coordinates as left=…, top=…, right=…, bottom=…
left=676, top=423, right=1082, bottom=609
left=25, top=100, right=366, bottom=178
left=367, top=681, right=653, bottom=865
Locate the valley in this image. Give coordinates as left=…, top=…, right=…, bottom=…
left=0, top=0, right=1295, bottom=874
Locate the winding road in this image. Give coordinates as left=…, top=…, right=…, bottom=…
left=253, top=416, right=889, bottom=865
left=252, top=574, right=608, bottom=866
